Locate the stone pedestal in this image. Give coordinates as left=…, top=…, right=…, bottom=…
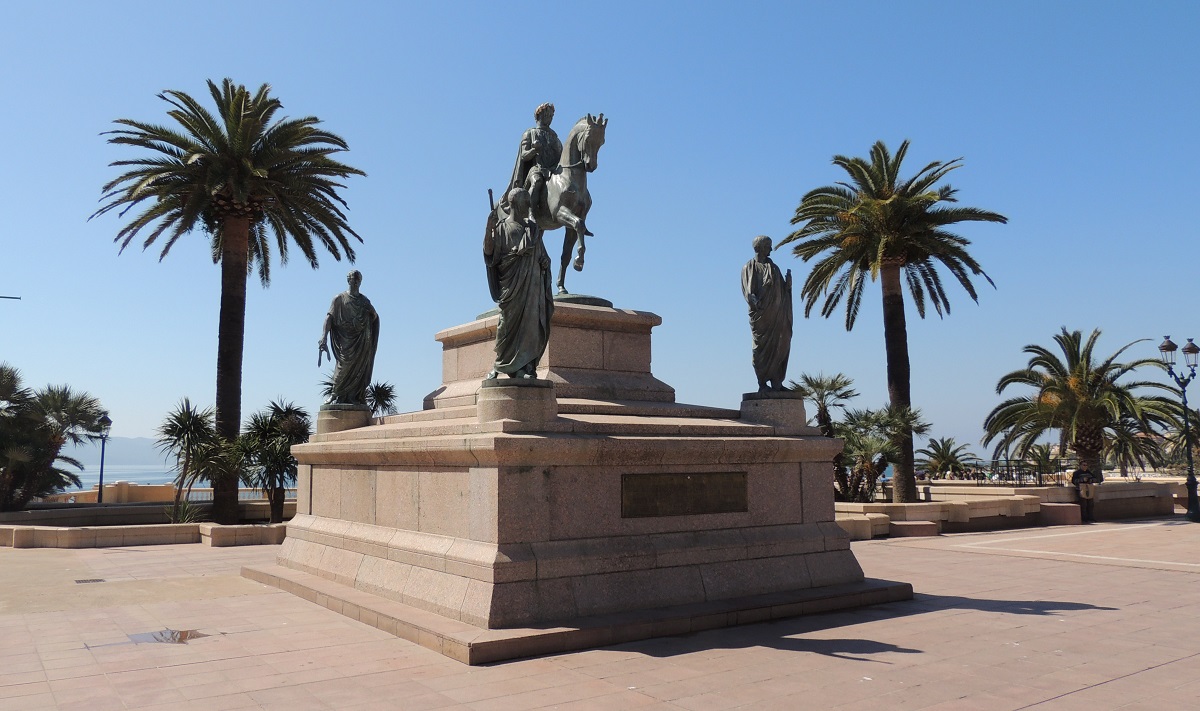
left=255, top=304, right=911, bottom=664
left=424, top=302, right=675, bottom=409
left=477, top=379, right=556, bottom=424
left=740, top=391, right=814, bottom=435
left=315, top=404, right=372, bottom=434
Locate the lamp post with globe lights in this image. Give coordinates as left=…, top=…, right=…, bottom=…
left=1158, top=336, right=1200, bottom=522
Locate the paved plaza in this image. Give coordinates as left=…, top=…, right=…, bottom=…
left=3, top=519, right=1200, bottom=710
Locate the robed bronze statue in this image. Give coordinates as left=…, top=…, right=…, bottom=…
left=489, top=103, right=607, bottom=295
left=742, top=236, right=793, bottom=392
left=484, top=188, right=554, bottom=379
left=318, top=270, right=380, bottom=405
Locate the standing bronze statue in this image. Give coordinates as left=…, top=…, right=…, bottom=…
left=742, top=236, right=793, bottom=392
left=318, top=270, right=380, bottom=405
left=484, top=188, right=554, bottom=379
left=489, top=104, right=607, bottom=295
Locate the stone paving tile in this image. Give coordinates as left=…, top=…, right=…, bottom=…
left=5, top=520, right=1200, bottom=709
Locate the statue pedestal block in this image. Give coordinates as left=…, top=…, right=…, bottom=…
left=424, top=302, right=675, bottom=409
left=739, top=391, right=813, bottom=435
left=315, top=405, right=372, bottom=434
left=255, top=305, right=910, bottom=664
left=477, top=379, right=557, bottom=424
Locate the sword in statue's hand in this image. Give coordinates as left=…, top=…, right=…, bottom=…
left=318, top=340, right=330, bottom=367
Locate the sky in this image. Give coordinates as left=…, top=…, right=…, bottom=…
left=2, top=1, right=1197, bottom=462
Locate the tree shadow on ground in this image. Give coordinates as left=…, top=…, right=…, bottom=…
left=624, top=592, right=1116, bottom=661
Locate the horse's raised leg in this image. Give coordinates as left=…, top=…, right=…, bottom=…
left=558, top=228, right=577, bottom=294
left=555, top=206, right=592, bottom=274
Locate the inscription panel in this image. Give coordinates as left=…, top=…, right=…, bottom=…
left=621, top=472, right=748, bottom=518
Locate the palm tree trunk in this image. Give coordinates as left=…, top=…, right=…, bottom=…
left=212, top=216, right=250, bottom=524
left=881, top=263, right=917, bottom=503
left=269, top=486, right=284, bottom=524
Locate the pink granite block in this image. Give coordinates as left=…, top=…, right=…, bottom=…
left=603, top=331, right=651, bottom=373
left=468, top=467, right=500, bottom=543
left=496, top=468, right=552, bottom=540
left=650, top=529, right=747, bottom=567
left=800, top=461, right=835, bottom=523
left=402, top=567, right=471, bottom=620
left=310, top=467, right=343, bottom=519
left=804, top=550, right=865, bottom=587
left=339, top=469, right=377, bottom=525
left=353, top=555, right=413, bottom=601
left=699, top=555, right=814, bottom=600
left=571, top=566, right=705, bottom=617
left=417, top=469, right=471, bottom=538
left=545, top=326, right=604, bottom=370
left=374, top=469, right=419, bottom=531
left=295, top=465, right=312, bottom=515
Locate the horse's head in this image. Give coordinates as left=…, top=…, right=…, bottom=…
left=572, top=113, right=607, bottom=173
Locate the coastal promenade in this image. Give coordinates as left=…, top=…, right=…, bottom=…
left=3, top=519, right=1199, bottom=709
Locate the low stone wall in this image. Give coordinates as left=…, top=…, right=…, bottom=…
left=837, top=496, right=1042, bottom=535
left=836, top=481, right=1176, bottom=539
left=0, top=522, right=288, bottom=548
left=0, top=501, right=295, bottom=527
left=199, top=523, right=286, bottom=547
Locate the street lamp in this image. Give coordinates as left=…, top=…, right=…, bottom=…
left=96, top=414, right=112, bottom=505
left=1159, top=336, right=1200, bottom=522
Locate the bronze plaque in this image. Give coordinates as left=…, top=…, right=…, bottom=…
left=621, top=472, right=748, bottom=518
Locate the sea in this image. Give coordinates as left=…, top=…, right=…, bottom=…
left=72, top=464, right=175, bottom=491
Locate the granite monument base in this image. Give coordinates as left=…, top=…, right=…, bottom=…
left=248, top=305, right=911, bottom=663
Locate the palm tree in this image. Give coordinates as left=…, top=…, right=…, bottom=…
left=790, top=373, right=858, bottom=499
left=789, top=373, right=858, bottom=437
left=93, top=79, right=365, bottom=523
left=836, top=406, right=930, bottom=502
left=156, top=399, right=217, bottom=511
left=365, top=381, right=399, bottom=417
left=983, top=328, right=1176, bottom=476
left=241, top=400, right=311, bottom=523
left=0, top=365, right=108, bottom=511
left=915, top=437, right=978, bottom=479
left=780, top=140, right=1006, bottom=503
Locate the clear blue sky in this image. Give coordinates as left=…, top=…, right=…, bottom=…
left=2, top=1, right=1196, bottom=460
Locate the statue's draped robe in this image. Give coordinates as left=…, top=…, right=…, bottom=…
left=324, top=292, right=379, bottom=404
left=741, top=258, right=793, bottom=387
left=491, top=217, right=554, bottom=375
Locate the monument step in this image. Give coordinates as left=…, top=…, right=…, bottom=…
left=557, top=398, right=741, bottom=419
left=243, top=562, right=912, bottom=665
left=313, top=411, right=793, bottom=443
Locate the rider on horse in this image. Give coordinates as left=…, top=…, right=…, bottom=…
left=506, top=102, right=562, bottom=223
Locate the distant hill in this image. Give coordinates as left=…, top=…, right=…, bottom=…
left=67, top=437, right=169, bottom=467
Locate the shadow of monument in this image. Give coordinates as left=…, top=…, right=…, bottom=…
left=613, top=593, right=1116, bottom=662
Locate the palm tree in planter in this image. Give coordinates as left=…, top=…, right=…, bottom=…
left=156, top=398, right=216, bottom=516
left=983, top=328, right=1176, bottom=478
left=915, top=437, right=978, bottom=479
left=780, top=140, right=1006, bottom=502
left=93, top=79, right=364, bottom=523
left=241, top=400, right=311, bottom=523
left=790, top=372, right=858, bottom=498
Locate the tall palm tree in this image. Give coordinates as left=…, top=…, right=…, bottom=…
left=93, top=79, right=365, bottom=523
left=915, top=437, right=978, bottom=478
left=241, top=400, right=311, bottom=523
left=365, top=381, right=399, bottom=417
left=780, top=140, right=1006, bottom=503
left=983, top=328, right=1175, bottom=476
left=156, top=398, right=216, bottom=510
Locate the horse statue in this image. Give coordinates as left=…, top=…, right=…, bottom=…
left=487, top=113, right=607, bottom=295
